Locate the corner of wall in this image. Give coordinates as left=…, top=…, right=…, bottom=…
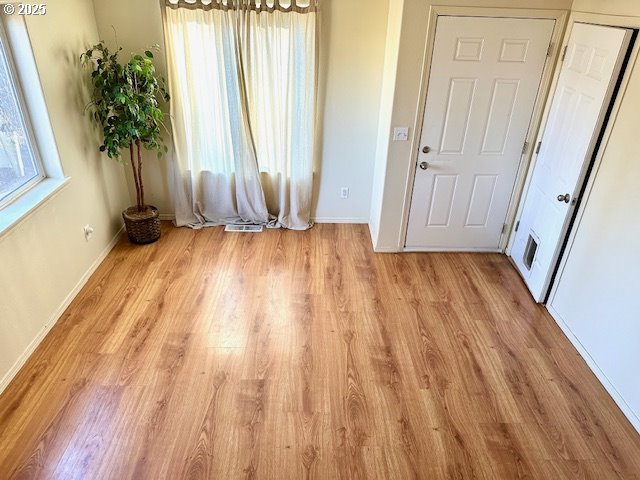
left=369, top=0, right=405, bottom=251
left=0, top=0, right=130, bottom=393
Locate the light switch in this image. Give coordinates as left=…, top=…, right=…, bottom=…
left=393, top=127, right=410, bottom=142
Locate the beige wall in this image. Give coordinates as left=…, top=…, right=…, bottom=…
left=0, top=0, right=130, bottom=389
left=370, top=0, right=404, bottom=242
left=92, top=0, right=390, bottom=223
left=370, top=0, right=573, bottom=250
left=314, top=0, right=389, bottom=221
left=572, top=0, right=640, bottom=16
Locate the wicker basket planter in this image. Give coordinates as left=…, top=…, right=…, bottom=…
left=122, top=205, right=161, bottom=244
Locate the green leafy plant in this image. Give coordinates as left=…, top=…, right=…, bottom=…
left=81, top=42, right=170, bottom=212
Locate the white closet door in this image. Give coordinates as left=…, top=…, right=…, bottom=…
left=511, top=23, right=632, bottom=301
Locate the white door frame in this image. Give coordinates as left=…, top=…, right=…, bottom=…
left=398, top=6, right=569, bottom=252
left=506, top=12, right=639, bottom=283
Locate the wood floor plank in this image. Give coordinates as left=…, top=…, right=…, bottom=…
left=1, top=223, right=639, bottom=479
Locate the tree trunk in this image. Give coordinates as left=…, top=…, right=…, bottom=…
left=135, top=139, right=145, bottom=211
left=129, top=143, right=141, bottom=211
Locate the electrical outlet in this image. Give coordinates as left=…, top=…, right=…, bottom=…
left=84, top=225, right=94, bottom=242
left=340, top=187, right=350, bottom=199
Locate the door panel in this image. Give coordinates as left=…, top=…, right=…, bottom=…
left=427, top=175, right=458, bottom=226
left=466, top=175, right=498, bottom=227
left=440, top=78, right=476, bottom=155
left=511, top=23, right=632, bottom=301
left=481, top=79, right=520, bottom=155
left=406, top=16, right=555, bottom=250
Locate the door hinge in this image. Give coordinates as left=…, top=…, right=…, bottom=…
left=515, top=220, right=520, bottom=232
left=522, top=141, right=529, bottom=155
left=561, top=45, right=568, bottom=62
left=547, top=43, right=554, bottom=57
left=535, top=141, right=542, bottom=154
left=502, top=223, right=508, bottom=234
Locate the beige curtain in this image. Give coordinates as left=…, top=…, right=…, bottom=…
left=164, top=0, right=317, bottom=230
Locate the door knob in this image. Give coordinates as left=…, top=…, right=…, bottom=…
left=422, top=146, right=431, bottom=154
left=419, top=161, right=429, bottom=170
left=557, top=193, right=571, bottom=203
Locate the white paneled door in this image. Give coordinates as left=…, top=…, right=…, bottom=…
left=406, top=16, right=555, bottom=250
left=511, top=23, right=632, bottom=301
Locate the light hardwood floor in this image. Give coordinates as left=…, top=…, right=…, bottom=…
left=1, top=224, right=639, bottom=479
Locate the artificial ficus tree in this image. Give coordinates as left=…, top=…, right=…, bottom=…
left=81, top=42, right=170, bottom=212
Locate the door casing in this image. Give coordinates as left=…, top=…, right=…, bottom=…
left=398, top=6, right=569, bottom=252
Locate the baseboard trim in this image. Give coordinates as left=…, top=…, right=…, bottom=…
left=403, top=247, right=503, bottom=253
left=547, top=304, right=640, bottom=434
left=312, top=217, right=368, bottom=224
left=159, top=214, right=367, bottom=225
left=0, top=225, right=125, bottom=395
left=373, top=246, right=401, bottom=253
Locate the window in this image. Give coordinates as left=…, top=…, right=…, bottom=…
left=163, top=0, right=317, bottom=229
left=0, top=25, right=44, bottom=207
left=0, top=15, right=66, bottom=234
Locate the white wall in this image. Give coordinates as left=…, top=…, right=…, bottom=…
left=0, top=0, right=130, bottom=390
left=92, top=0, right=390, bottom=223
left=313, top=0, right=389, bottom=222
left=369, top=0, right=573, bottom=251
left=548, top=0, right=640, bottom=431
left=370, top=0, right=404, bottom=244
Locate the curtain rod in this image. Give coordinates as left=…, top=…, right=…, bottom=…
left=165, top=0, right=318, bottom=13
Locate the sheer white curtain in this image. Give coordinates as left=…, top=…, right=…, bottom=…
left=163, top=0, right=317, bottom=230
left=241, top=8, right=317, bottom=229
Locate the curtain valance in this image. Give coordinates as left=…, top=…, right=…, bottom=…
left=165, top=0, right=317, bottom=14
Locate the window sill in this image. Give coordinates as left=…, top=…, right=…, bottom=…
left=0, top=177, right=71, bottom=239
